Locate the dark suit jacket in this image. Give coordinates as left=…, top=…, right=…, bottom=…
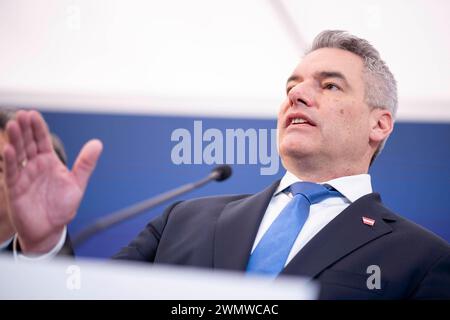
left=113, top=180, right=450, bottom=299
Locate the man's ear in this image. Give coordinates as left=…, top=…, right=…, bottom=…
left=369, top=108, right=394, bottom=144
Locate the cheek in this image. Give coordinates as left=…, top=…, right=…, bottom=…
left=325, top=101, right=362, bottom=139
left=277, top=100, right=289, bottom=128
left=340, top=105, right=371, bottom=141
left=278, top=99, right=289, bottom=115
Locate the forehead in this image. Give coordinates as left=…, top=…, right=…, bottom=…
left=291, top=47, right=365, bottom=83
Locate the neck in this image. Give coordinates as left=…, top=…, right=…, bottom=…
left=282, top=157, right=369, bottom=183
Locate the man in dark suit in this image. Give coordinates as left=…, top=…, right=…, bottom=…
left=1, top=31, right=449, bottom=299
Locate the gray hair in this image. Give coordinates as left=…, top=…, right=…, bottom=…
left=306, top=30, right=398, bottom=164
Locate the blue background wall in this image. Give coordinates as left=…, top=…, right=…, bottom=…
left=42, top=111, right=450, bottom=258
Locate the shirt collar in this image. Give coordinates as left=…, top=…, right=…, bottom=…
left=0, top=236, right=13, bottom=250
left=275, top=171, right=373, bottom=203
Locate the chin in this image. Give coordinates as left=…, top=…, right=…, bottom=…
left=279, top=140, right=315, bottom=160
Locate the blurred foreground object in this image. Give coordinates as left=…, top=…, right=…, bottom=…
left=0, top=255, right=318, bottom=299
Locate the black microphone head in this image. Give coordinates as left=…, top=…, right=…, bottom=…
left=211, top=165, right=232, bottom=182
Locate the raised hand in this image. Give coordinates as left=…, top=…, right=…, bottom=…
left=0, top=150, right=15, bottom=244
left=2, top=110, right=103, bottom=253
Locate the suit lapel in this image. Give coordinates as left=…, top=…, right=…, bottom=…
left=213, top=181, right=280, bottom=271
left=281, top=193, right=396, bottom=278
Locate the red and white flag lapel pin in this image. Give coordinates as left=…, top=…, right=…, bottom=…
left=362, top=216, right=375, bottom=226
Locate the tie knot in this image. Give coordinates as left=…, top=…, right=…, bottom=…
left=289, top=181, right=338, bottom=204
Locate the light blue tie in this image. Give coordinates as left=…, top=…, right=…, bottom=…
left=246, top=182, right=340, bottom=276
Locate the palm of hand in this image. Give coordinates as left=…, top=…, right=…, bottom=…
left=3, top=110, right=103, bottom=253
left=9, top=152, right=82, bottom=244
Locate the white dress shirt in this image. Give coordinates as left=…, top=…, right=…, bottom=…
left=250, top=171, right=373, bottom=266
left=12, top=226, right=67, bottom=262
left=0, top=236, right=13, bottom=250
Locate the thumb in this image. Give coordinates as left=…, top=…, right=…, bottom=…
left=72, top=139, right=103, bottom=191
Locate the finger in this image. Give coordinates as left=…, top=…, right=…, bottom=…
left=17, top=111, right=38, bottom=160
left=0, top=150, right=4, bottom=182
left=3, top=143, right=19, bottom=187
left=72, top=139, right=103, bottom=191
left=29, top=110, right=52, bottom=154
left=5, top=117, right=27, bottom=165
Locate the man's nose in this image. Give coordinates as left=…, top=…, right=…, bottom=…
left=288, top=83, right=314, bottom=108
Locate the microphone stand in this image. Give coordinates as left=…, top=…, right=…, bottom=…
left=72, top=165, right=231, bottom=247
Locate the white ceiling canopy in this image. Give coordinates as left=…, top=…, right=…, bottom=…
left=0, top=0, right=448, bottom=121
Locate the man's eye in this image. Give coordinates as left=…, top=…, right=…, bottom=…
left=323, top=83, right=340, bottom=91
left=286, top=86, right=293, bottom=95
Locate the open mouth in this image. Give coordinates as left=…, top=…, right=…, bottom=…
left=286, top=115, right=316, bottom=128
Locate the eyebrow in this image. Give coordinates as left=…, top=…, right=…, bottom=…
left=316, top=71, right=350, bottom=86
left=286, top=75, right=300, bottom=86
left=286, top=70, right=351, bottom=89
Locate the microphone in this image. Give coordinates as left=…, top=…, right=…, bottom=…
left=72, top=165, right=232, bottom=247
